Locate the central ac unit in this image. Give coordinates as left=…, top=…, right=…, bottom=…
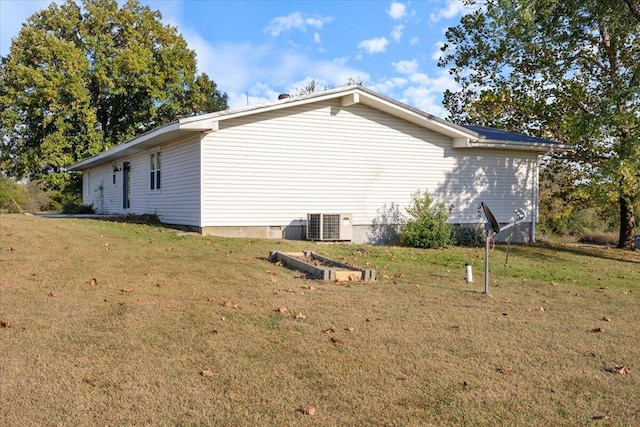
left=307, top=213, right=353, bottom=241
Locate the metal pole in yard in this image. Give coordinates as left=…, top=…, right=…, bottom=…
left=485, top=229, right=490, bottom=295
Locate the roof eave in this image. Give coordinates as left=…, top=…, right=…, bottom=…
left=453, top=138, right=570, bottom=153
left=68, top=121, right=202, bottom=171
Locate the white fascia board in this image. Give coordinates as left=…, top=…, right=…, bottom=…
left=180, top=119, right=219, bottom=131
left=457, top=139, right=570, bottom=153
left=341, top=92, right=360, bottom=107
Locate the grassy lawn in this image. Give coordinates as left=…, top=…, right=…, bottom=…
left=1, top=214, right=639, bottom=426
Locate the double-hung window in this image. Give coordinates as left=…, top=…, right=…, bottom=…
left=150, top=151, right=161, bottom=191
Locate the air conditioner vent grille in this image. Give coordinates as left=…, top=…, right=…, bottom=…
left=322, top=214, right=340, bottom=240
left=307, top=214, right=321, bottom=240
left=306, top=213, right=352, bottom=241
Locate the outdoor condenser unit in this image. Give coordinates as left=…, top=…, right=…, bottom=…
left=306, top=213, right=353, bottom=241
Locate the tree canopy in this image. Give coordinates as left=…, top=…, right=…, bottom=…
left=0, top=0, right=228, bottom=195
left=439, top=0, right=640, bottom=249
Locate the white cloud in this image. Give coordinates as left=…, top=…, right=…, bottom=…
left=388, top=2, right=407, bottom=20
left=182, top=28, right=370, bottom=108
left=369, top=77, right=408, bottom=94
left=391, top=25, right=404, bottom=42
left=392, top=59, right=419, bottom=75
left=358, top=37, right=389, bottom=54
left=401, top=86, right=447, bottom=117
left=265, top=12, right=332, bottom=36
left=313, top=32, right=321, bottom=43
left=429, top=1, right=467, bottom=22
left=409, top=37, right=419, bottom=46
left=431, top=41, right=446, bottom=61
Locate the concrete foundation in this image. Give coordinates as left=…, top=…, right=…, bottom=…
left=200, top=223, right=534, bottom=244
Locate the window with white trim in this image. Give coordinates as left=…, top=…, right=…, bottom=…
left=150, top=151, right=161, bottom=190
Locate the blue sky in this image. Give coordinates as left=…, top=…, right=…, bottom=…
left=0, top=0, right=476, bottom=117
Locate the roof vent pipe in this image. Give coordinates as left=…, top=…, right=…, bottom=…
left=278, top=94, right=291, bottom=100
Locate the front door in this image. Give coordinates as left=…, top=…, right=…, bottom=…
left=123, top=161, right=130, bottom=209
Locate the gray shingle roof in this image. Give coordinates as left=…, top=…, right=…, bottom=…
left=461, top=125, right=559, bottom=145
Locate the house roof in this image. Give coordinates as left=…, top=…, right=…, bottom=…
left=68, top=86, right=568, bottom=171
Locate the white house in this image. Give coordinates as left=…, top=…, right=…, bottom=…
left=68, top=86, right=566, bottom=244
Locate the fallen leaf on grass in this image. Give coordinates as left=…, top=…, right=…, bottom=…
left=295, top=313, right=307, bottom=320
left=590, top=327, right=603, bottom=333
left=551, top=281, right=559, bottom=286
left=304, top=405, right=316, bottom=415
left=122, top=287, right=134, bottom=293
left=200, top=369, right=214, bottom=377
left=83, top=377, right=97, bottom=386
left=89, top=278, right=98, bottom=286
left=497, top=367, right=512, bottom=374
left=207, top=297, right=216, bottom=302
left=276, top=307, right=288, bottom=313
left=330, top=337, right=342, bottom=344
left=538, top=307, right=545, bottom=312
left=1, top=321, right=11, bottom=328
left=8, top=246, right=15, bottom=251
left=345, top=327, right=355, bottom=332
left=591, top=414, right=608, bottom=420
left=49, top=291, right=59, bottom=298
left=601, top=316, right=611, bottom=322
left=223, top=300, right=234, bottom=307
left=275, top=260, right=284, bottom=267
left=323, top=327, right=335, bottom=334
left=606, top=365, right=630, bottom=375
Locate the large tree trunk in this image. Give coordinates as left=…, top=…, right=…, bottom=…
left=618, top=196, right=637, bottom=250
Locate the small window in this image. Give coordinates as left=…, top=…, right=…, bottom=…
left=150, top=151, right=161, bottom=190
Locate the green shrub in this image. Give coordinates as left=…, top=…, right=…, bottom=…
left=400, top=190, right=452, bottom=249
left=452, top=224, right=486, bottom=247
left=61, top=203, right=95, bottom=214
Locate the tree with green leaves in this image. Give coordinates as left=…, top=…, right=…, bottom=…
left=439, top=0, right=640, bottom=249
left=0, top=0, right=227, bottom=199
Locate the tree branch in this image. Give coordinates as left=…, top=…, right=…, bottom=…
left=623, top=0, right=640, bottom=23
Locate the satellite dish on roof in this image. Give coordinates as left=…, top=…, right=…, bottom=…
left=481, top=202, right=500, bottom=233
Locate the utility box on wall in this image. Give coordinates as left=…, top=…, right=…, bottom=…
left=306, top=213, right=353, bottom=241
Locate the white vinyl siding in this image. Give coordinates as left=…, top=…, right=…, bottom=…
left=201, top=99, right=538, bottom=228
left=81, top=137, right=201, bottom=226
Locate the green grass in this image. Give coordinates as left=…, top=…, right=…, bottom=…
left=1, top=214, right=639, bottom=425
